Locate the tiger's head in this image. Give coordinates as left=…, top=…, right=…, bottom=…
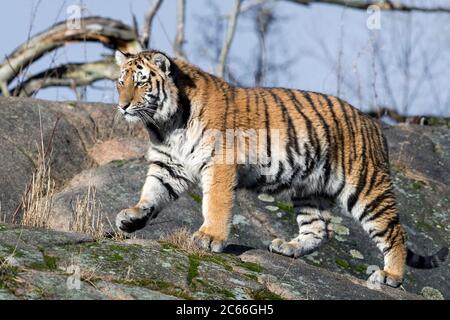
left=114, top=50, right=179, bottom=125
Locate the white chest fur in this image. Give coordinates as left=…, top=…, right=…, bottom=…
left=146, top=119, right=211, bottom=183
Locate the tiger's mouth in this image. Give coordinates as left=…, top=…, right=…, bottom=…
left=119, top=104, right=160, bottom=126
left=117, top=107, right=140, bottom=122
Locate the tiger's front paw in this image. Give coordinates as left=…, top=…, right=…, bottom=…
left=115, top=206, right=154, bottom=233
left=192, top=228, right=226, bottom=253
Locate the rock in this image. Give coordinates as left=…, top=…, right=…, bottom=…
left=239, top=250, right=419, bottom=300
left=0, top=224, right=421, bottom=300
left=350, top=250, right=364, bottom=260
left=258, top=194, right=275, bottom=203
left=420, top=287, right=444, bottom=300
left=0, top=97, right=146, bottom=218
left=88, top=138, right=148, bottom=166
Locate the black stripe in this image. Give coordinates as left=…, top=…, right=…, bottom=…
left=151, top=147, right=173, bottom=160
left=178, top=93, right=192, bottom=130
left=221, top=82, right=231, bottom=131
left=381, top=134, right=390, bottom=165
left=299, top=232, right=323, bottom=240
left=302, top=91, right=332, bottom=189
left=245, top=90, right=251, bottom=124
left=149, top=161, right=189, bottom=182
left=347, top=117, right=369, bottom=213
left=293, top=195, right=334, bottom=211
left=299, top=218, right=322, bottom=227
left=282, top=89, right=319, bottom=179
left=329, top=97, right=347, bottom=197
left=363, top=202, right=397, bottom=224
left=370, top=215, right=399, bottom=239
left=199, top=162, right=211, bottom=174
left=158, top=78, right=167, bottom=103
left=385, top=220, right=401, bottom=243
left=363, top=168, right=380, bottom=203
left=301, top=145, right=313, bottom=179
left=349, top=106, right=359, bottom=168
left=259, top=92, right=272, bottom=163
left=319, top=94, right=345, bottom=195
left=275, top=162, right=285, bottom=181
left=359, top=191, right=394, bottom=222
left=340, top=102, right=355, bottom=170
left=365, top=122, right=380, bottom=169
left=268, top=90, right=297, bottom=176
left=288, top=166, right=301, bottom=184
left=145, top=122, right=163, bottom=142
left=269, top=89, right=300, bottom=155
left=231, top=87, right=237, bottom=129
left=153, top=176, right=179, bottom=200
left=254, top=90, right=260, bottom=118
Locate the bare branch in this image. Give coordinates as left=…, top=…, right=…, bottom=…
left=217, top=0, right=242, bottom=78
left=174, top=0, right=186, bottom=59
left=241, top=0, right=272, bottom=13
left=0, top=16, right=141, bottom=86
left=0, top=81, right=10, bottom=97
left=254, top=5, right=274, bottom=86
left=284, top=0, right=450, bottom=13
left=12, top=58, right=119, bottom=97
left=141, top=0, right=164, bottom=49
left=131, top=13, right=140, bottom=41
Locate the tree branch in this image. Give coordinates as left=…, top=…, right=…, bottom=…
left=141, top=0, right=164, bottom=49
left=284, top=0, right=450, bottom=13
left=174, top=0, right=186, bottom=59
left=217, top=0, right=242, bottom=78
left=0, top=16, right=141, bottom=86
left=0, top=81, right=10, bottom=97
left=12, top=58, right=119, bottom=97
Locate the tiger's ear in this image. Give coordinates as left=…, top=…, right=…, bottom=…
left=115, top=50, right=131, bottom=66
left=151, top=53, right=171, bottom=75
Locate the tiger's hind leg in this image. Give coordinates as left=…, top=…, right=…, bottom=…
left=270, top=195, right=334, bottom=258
left=346, top=176, right=407, bottom=288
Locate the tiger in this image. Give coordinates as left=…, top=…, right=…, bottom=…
left=113, top=49, right=448, bottom=288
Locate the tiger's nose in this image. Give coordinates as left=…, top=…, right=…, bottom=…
left=119, top=103, right=130, bottom=111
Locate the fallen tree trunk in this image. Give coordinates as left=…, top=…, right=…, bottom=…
left=367, top=107, right=450, bottom=127
left=12, top=58, right=119, bottom=97
left=0, top=17, right=141, bottom=87
left=285, top=0, right=450, bottom=13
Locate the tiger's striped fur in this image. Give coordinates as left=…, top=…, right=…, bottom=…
left=114, top=50, right=448, bottom=288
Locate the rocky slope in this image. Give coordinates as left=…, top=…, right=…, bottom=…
left=0, top=224, right=421, bottom=300
left=0, top=97, right=449, bottom=300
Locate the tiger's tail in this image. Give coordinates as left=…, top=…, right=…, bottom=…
left=406, top=247, right=449, bottom=269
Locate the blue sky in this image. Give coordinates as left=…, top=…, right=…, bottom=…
left=1, top=0, right=449, bottom=116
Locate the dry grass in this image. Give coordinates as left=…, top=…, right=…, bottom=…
left=8, top=109, right=125, bottom=242
left=21, top=151, right=55, bottom=229
left=70, top=185, right=105, bottom=240
left=159, top=227, right=206, bottom=257
left=0, top=201, right=5, bottom=223
left=18, top=108, right=56, bottom=229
